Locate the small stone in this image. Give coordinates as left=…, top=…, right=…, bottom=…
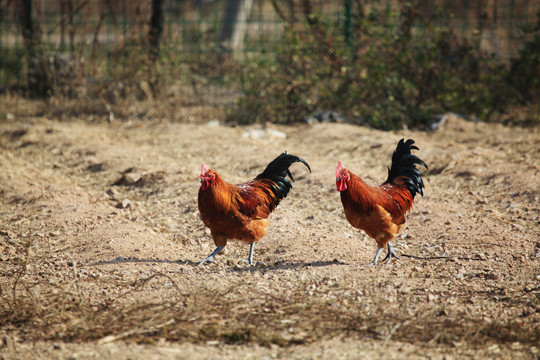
left=106, top=188, right=119, bottom=197
left=116, top=199, right=131, bottom=209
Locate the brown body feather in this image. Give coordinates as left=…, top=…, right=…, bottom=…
left=339, top=172, right=413, bottom=248
left=198, top=172, right=276, bottom=247
left=336, top=139, right=427, bottom=263
left=197, top=152, right=311, bottom=264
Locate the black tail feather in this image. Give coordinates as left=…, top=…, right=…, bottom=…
left=256, top=151, right=311, bottom=202
left=385, top=139, right=428, bottom=198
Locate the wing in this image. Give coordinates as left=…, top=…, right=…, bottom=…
left=377, top=183, right=414, bottom=224
left=341, top=175, right=409, bottom=226
left=234, top=181, right=274, bottom=220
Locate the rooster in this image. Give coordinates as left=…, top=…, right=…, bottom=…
left=197, top=152, right=311, bottom=266
left=336, top=139, right=427, bottom=265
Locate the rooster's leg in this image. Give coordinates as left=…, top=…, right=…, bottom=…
left=239, top=243, right=255, bottom=265
left=369, top=247, right=384, bottom=265
left=381, top=242, right=400, bottom=264
left=197, top=246, right=224, bottom=266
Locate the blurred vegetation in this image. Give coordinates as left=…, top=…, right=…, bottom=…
left=508, top=12, right=540, bottom=107
left=1, top=0, right=539, bottom=128
left=228, top=1, right=540, bottom=129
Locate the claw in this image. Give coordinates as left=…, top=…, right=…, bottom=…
left=197, top=246, right=224, bottom=266
left=369, top=243, right=400, bottom=265
left=381, top=242, right=400, bottom=264
left=197, top=257, right=215, bottom=266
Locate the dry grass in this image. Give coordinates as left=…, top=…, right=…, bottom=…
left=0, top=102, right=539, bottom=358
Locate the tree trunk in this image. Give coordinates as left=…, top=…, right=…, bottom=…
left=17, top=0, right=51, bottom=98
left=219, top=0, right=253, bottom=57
left=18, top=0, right=37, bottom=50
left=149, top=0, right=164, bottom=64
left=146, top=0, right=165, bottom=97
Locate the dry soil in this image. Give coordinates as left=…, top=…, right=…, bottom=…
left=0, top=113, right=539, bottom=359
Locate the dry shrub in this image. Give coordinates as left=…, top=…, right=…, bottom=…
left=227, top=0, right=539, bottom=129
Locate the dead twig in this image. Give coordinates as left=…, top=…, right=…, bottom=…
left=379, top=320, right=405, bottom=352
left=97, top=319, right=175, bottom=344
left=99, top=272, right=182, bottom=310
left=400, top=254, right=487, bottom=261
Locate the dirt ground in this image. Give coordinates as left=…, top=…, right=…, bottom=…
left=0, top=112, right=539, bottom=359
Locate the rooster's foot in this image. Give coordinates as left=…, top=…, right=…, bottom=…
left=381, top=242, right=400, bottom=264
left=238, top=259, right=254, bottom=266
left=237, top=243, right=255, bottom=266
left=197, top=246, right=225, bottom=266
left=369, top=243, right=400, bottom=265
left=197, top=257, right=217, bottom=266
left=368, top=247, right=384, bottom=265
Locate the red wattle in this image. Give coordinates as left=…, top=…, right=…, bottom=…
left=201, top=180, right=210, bottom=191
left=336, top=179, right=348, bottom=192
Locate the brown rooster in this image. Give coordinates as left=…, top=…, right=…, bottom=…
left=336, top=139, right=427, bottom=265
left=197, top=152, right=311, bottom=265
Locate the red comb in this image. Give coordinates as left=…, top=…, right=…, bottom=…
left=201, top=164, right=210, bottom=175
left=336, top=161, right=345, bottom=178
